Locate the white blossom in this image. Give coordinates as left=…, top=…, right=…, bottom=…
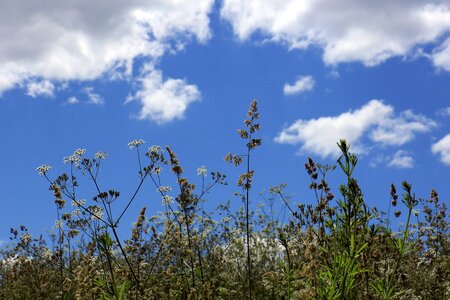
left=53, top=220, right=63, bottom=229
left=162, top=195, right=174, bottom=206
left=149, top=145, right=162, bottom=153
left=128, top=139, right=145, bottom=149
left=90, top=206, right=104, bottom=220
left=95, top=151, right=107, bottom=160
left=71, top=199, right=86, bottom=207
left=36, top=164, right=51, bottom=175
left=157, top=186, right=172, bottom=193
left=197, top=166, right=207, bottom=176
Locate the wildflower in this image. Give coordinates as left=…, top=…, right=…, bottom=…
left=128, top=139, right=145, bottom=149
left=63, top=148, right=86, bottom=166
left=149, top=145, right=161, bottom=153
left=153, top=166, right=162, bottom=174
left=71, top=199, right=86, bottom=207
left=157, top=186, right=172, bottom=193
left=161, top=195, right=174, bottom=206
left=53, top=220, right=63, bottom=229
left=197, top=166, right=207, bottom=176
left=413, top=209, right=420, bottom=216
left=90, top=206, right=104, bottom=220
left=94, top=151, right=107, bottom=160
left=41, top=249, right=53, bottom=260
left=20, top=233, right=32, bottom=244
left=72, top=209, right=81, bottom=216
left=36, top=164, right=51, bottom=175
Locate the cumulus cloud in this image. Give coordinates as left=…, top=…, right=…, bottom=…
left=275, top=100, right=436, bottom=158
left=221, top=1, right=450, bottom=66
left=0, top=0, right=213, bottom=119
left=128, top=66, right=201, bottom=124
left=283, top=75, right=315, bottom=95
left=432, top=134, right=450, bottom=165
left=26, top=80, right=55, bottom=98
left=387, top=150, right=414, bottom=168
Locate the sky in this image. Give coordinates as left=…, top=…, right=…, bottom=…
left=0, top=0, right=449, bottom=243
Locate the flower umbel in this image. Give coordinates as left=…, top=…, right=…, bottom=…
left=197, top=166, right=207, bottom=176
left=128, top=139, right=145, bottom=149
left=36, top=165, right=51, bottom=175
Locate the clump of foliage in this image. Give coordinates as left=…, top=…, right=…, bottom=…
left=1, top=100, right=449, bottom=300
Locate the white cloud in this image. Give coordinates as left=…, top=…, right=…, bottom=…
left=387, top=150, right=414, bottom=168
left=370, top=110, right=436, bottom=146
left=275, top=99, right=436, bottom=158
left=26, top=80, right=54, bottom=98
left=66, top=96, right=79, bottom=105
left=0, top=0, right=213, bottom=94
left=221, top=1, right=450, bottom=66
left=436, top=107, right=450, bottom=116
left=432, top=134, right=450, bottom=165
left=283, top=75, right=315, bottom=95
left=128, top=66, right=201, bottom=124
left=432, top=37, right=450, bottom=71
left=84, top=87, right=103, bottom=105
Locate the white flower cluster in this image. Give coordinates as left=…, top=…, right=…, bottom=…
left=413, top=209, right=420, bottom=216
left=41, top=248, right=53, bottom=261
left=157, top=186, right=172, bottom=193
left=149, top=145, right=162, bottom=153
left=128, top=139, right=145, bottom=149
left=36, top=164, right=51, bottom=176
left=53, top=220, right=63, bottom=229
left=197, top=166, right=207, bottom=176
left=72, top=209, right=81, bottom=216
left=90, top=206, right=104, bottom=220
left=95, top=151, right=107, bottom=160
left=71, top=199, right=86, bottom=207
left=161, top=195, right=174, bottom=206
left=63, top=148, right=86, bottom=166
left=70, top=199, right=86, bottom=206
left=20, top=233, right=32, bottom=244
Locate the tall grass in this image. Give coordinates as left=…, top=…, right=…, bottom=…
left=1, top=100, right=449, bottom=299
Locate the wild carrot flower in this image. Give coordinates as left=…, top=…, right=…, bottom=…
left=53, top=220, right=63, bottom=229
left=90, top=206, right=104, bottom=220
left=63, top=148, right=86, bottom=166
left=149, top=145, right=161, bottom=153
left=197, top=166, right=207, bottom=176
left=36, top=165, right=51, bottom=175
left=71, top=199, right=86, bottom=207
left=162, top=195, right=174, bottom=206
left=128, top=139, right=145, bottom=149
left=157, top=186, right=172, bottom=193
left=94, top=151, right=107, bottom=160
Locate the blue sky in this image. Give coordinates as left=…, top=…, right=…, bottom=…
left=1, top=1, right=450, bottom=242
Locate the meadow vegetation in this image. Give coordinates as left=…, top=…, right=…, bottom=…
left=1, top=100, right=449, bottom=299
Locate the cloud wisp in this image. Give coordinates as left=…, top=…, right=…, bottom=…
left=283, top=75, right=315, bottom=96
left=275, top=99, right=436, bottom=158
